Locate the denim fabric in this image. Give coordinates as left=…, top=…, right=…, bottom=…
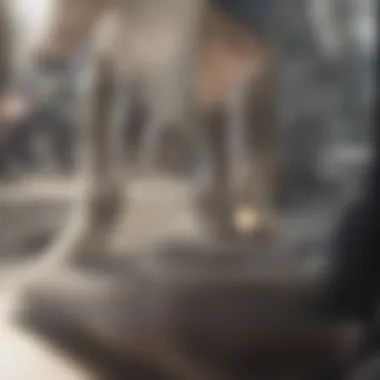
left=216, top=0, right=276, bottom=37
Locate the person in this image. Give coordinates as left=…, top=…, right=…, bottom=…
left=0, top=91, right=76, bottom=178
left=216, top=0, right=275, bottom=35
left=322, top=77, right=379, bottom=334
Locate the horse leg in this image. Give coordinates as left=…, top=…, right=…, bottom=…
left=194, top=104, right=237, bottom=242
left=242, top=55, right=278, bottom=240
left=31, top=50, right=130, bottom=271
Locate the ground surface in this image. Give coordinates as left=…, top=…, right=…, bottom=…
left=0, top=174, right=335, bottom=380
left=0, top=174, right=211, bottom=380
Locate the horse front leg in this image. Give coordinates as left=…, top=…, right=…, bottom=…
left=194, top=105, right=237, bottom=242
left=241, top=58, right=278, bottom=241
left=33, top=54, right=130, bottom=271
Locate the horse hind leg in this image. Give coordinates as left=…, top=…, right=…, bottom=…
left=31, top=52, right=130, bottom=273
left=194, top=105, right=237, bottom=242
left=238, top=58, right=278, bottom=241
left=196, top=73, right=278, bottom=244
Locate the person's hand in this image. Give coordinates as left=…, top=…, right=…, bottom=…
left=0, top=92, right=31, bottom=123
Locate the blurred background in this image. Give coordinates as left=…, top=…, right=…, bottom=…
left=0, top=0, right=376, bottom=379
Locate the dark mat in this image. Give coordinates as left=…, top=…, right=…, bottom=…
left=17, top=270, right=171, bottom=380
left=14, top=244, right=360, bottom=380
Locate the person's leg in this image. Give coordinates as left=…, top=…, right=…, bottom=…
left=323, top=198, right=378, bottom=321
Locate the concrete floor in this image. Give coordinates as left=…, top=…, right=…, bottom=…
left=0, top=174, right=332, bottom=380
left=0, top=174, right=206, bottom=380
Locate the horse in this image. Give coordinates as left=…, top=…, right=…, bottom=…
left=23, top=0, right=277, bottom=268
left=2, top=2, right=372, bottom=378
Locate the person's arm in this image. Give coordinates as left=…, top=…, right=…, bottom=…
left=0, top=0, right=13, bottom=88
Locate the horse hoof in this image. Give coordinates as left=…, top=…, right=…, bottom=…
left=233, top=205, right=277, bottom=243
left=233, top=205, right=263, bottom=234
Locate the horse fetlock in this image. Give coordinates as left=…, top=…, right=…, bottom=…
left=230, top=201, right=278, bottom=244
left=88, top=182, right=126, bottom=229
left=233, top=204, right=263, bottom=233
left=196, top=187, right=236, bottom=240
